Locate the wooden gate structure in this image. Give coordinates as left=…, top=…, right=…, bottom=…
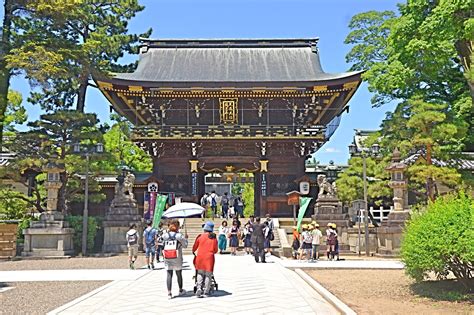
left=95, top=38, right=362, bottom=216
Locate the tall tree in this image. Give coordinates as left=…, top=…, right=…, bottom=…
left=6, top=0, right=151, bottom=112
left=7, top=110, right=105, bottom=213
left=345, top=1, right=473, bottom=202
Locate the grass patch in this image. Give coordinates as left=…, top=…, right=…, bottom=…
left=410, top=278, right=473, bottom=302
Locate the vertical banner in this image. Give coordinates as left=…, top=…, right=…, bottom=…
left=143, top=192, right=150, bottom=219
left=297, top=197, right=312, bottom=232
left=261, top=173, right=267, bottom=197
left=191, top=173, right=198, bottom=196
left=148, top=192, right=157, bottom=219
left=152, top=194, right=168, bottom=229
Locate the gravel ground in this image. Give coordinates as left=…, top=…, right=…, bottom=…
left=1, top=281, right=109, bottom=314
left=0, top=255, right=149, bottom=271
left=306, top=269, right=473, bottom=315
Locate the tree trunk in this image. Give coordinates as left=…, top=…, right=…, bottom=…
left=0, top=0, right=13, bottom=152
left=454, top=40, right=474, bottom=101
left=426, top=143, right=435, bottom=202
left=76, top=72, right=89, bottom=112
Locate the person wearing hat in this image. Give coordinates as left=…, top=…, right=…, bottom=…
left=143, top=219, right=158, bottom=269
left=326, top=222, right=337, bottom=260
left=291, top=226, right=300, bottom=259
left=192, top=221, right=218, bottom=297
left=299, top=224, right=313, bottom=261
left=311, top=223, right=322, bottom=261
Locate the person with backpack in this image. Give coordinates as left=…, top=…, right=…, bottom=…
left=221, top=192, right=230, bottom=219
left=299, top=225, right=313, bottom=261
left=154, top=221, right=165, bottom=263
left=143, top=220, right=157, bottom=270
left=233, top=195, right=244, bottom=218
left=192, top=221, right=218, bottom=298
left=126, top=224, right=139, bottom=270
left=162, top=219, right=188, bottom=299
left=291, top=226, right=300, bottom=259
left=200, top=193, right=209, bottom=219
left=208, top=191, right=218, bottom=219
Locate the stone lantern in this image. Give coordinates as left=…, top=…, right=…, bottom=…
left=22, top=160, right=74, bottom=257
left=385, top=148, right=409, bottom=211
left=44, top=161, right=64, bottom=214
left=376, top=148, right=411, bottom=256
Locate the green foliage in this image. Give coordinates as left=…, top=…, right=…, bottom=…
left=99, top=115, right=152, bottom=173
left=0, top=187, right=31, bottom=220
left=401, top=192, right=474, bottom=287
left=4, top=90, right=26, bottom=133
left=242, top=182, right=255, bottom=217
left=6, top=110, right=106, bottom=213
left=6, top=0, right=151, bottom=112
left=65, top=215, right=101, bottom=253
left=345, top=2, right=473, bottom=202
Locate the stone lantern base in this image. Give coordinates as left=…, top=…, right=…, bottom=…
left=376, top=210, right=410, bottom=256
left=22, top=212, right=75, bottom=257
left=102, top=198, right=142, bottom=253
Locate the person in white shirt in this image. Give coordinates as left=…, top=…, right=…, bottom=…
left=217, top=221, right=229, bottom=254
left=311, top=223, right=323, bottom=261
left=126, top=224, right=139, bottom=269
left=207, top=191, right=219, bottom=219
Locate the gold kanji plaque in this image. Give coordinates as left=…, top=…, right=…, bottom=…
left=219, top=98, right=238, bottom=124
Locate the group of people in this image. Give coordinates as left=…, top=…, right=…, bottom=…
left=125, top=214, right=276, bottom=298
left=200, top=191, right=245, bottom=219
left=292, top=222, right=340, bottom=261
left=216, top=214, right=274, bottom=258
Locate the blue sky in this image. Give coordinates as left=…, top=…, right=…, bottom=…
left=8, top=0, right=400, bottom=164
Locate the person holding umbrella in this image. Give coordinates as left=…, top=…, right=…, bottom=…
left=192, top=221, right=218, bottom=298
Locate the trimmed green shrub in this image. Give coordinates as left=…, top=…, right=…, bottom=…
left=65, top=215, right=101, bottom=253
left=401, top=192, right=474, bottom=287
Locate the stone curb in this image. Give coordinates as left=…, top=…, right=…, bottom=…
left=295, top=268, right=357, bottom=315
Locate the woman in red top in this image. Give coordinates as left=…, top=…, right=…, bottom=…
left=192, top=221, right=218, bottom=298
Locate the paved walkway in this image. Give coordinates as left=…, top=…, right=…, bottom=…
left=278, top=258, right=404, bottom=269
left=48, top=255, right=339, bottom=315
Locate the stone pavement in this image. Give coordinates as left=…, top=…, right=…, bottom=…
left=48, top=255, right=340, bottom=315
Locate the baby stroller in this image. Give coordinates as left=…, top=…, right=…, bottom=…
left=192, top=253, right=218, bottom=294
left=192, top=269, right=218, bottom=294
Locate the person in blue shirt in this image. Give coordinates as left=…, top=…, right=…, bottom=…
left=143, top=220, right=157, bottom=269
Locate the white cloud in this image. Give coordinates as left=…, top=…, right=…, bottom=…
left=324, top=147, right=341, bottom=153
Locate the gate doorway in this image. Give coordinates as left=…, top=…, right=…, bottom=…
left=204, top=172, right=255, bottom=218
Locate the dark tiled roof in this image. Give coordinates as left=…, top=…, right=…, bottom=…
left=114, top=38, right=362, bottom=83
left=402, top=152, right=474, bottom=170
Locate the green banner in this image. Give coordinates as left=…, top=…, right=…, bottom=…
left=152, top=195, right=168, bottom=229
left=297, top=197, right=312, bottom=232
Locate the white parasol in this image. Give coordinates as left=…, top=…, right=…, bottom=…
left=162, top=202, right=204, bottom=218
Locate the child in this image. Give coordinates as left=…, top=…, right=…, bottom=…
left=126, top=224, right=139, bottom=269
left=299, top=224, right=313, bottom=261
left=326, top=223, right=337, bottom=260
left=243, top=222, right=253, bottom=255
left=217, top=221, right=229, bottom=254
left=228, top=220, right=240, bottom=256
left=291, top=226, right=300, bottom=259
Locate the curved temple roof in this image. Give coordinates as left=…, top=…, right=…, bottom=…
left=113, top=38, right=362, bottom=83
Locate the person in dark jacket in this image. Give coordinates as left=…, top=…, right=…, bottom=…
left=250, top=217, right=266, bottom=263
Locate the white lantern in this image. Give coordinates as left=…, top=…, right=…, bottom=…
left=299, top=181, right=310, bottom=195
